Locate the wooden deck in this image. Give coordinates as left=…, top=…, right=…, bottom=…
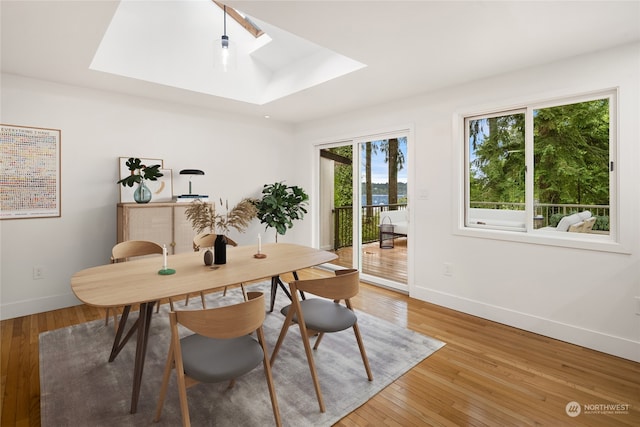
left=332, top=237, right=407, bottom=284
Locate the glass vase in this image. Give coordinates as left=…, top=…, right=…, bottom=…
left=133, top=181, right=152, bottom=204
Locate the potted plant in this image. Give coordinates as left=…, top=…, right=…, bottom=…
left=254, top=182, right=309, bottom=242
left=117, top=157, right=163, bottom=204
left=185, top=198, right=257, bottom=264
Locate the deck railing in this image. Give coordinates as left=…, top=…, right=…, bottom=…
left=333, top=204, right=407, bottom=249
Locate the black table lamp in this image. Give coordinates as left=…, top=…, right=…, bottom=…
left=179, top=169, right=206, bottom=198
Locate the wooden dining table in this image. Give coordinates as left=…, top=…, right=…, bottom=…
left=71, top=242, right=337, bottom=414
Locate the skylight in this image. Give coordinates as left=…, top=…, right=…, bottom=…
left=90, top=0, right=366, bottom=105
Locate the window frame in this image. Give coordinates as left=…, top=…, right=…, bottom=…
left=455, top=89, right=624, bottom=253
left=465, top=108, right=527, bottom=232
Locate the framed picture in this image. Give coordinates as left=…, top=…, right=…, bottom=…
left=1, top=124, right=61, bottom=219
left=148, top=169, right=173, bottom=202
left=118, top=157, right=165, bottom=203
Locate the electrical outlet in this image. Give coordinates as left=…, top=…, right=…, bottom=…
left=33, top=266, right=45, bottom=280
left=444, top=262, right=453, bottom=277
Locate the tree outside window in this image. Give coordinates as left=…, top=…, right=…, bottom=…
left=466, top=93, right=612, bottom=235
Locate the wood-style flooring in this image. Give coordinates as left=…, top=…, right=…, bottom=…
left=334, top=238, right=408, bottom=284
left=2, top=268, right=639, bottom=426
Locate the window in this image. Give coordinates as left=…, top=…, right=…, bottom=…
left=464, top=91, right=615, bottom=240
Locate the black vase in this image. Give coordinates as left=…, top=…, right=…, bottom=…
left=214, top=235, right=227, bottom=265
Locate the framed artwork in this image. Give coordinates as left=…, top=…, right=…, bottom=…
left=149, top=169, right=173, bottom=202
left=118, top=157, right=168, bottom=203
left=0, top=124, right=61, bottom=220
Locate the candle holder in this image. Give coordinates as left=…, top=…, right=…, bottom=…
left=158, top=244, right=175, bottom=274
left=254, top=253, right=267, bottom=259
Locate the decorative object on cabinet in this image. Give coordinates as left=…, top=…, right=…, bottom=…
left=151, top=169, right=173, bottom=202
left=254, top=182, right=309, bottom=242
left=1, top=124, right=61, bottom=220
left=176, top=169, right=208, bottom=201
left=117, top=157, right=164, bottom=203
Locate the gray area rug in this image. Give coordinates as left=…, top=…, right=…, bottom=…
left=40, top=282, right=445, bottom=426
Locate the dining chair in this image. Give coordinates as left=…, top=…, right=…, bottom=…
left=188, top=233, right=244, bottom=308
left=154, top=292, right=281, bottom=427
left=270, top=269, right=373, bottom=413
left=105, top=240, right=164, bottom=331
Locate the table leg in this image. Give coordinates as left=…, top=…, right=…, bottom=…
left=109, top=305, right=138, bottom=362
left=130, top=301, right=155, bottom=414
left=269, top=277, right=290, bottom=312
left=269, top=273, right=306, bottom=312
left=292, top=271, right=306, bottom=301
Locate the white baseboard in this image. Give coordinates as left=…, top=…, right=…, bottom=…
left=411, top=287, right=640, bottom=363
left=1, top=293, right=82, bottom=320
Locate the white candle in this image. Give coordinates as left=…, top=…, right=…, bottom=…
left=258, top=234, right=262, bottom=254
left=162, top=244, right=167, bottom=269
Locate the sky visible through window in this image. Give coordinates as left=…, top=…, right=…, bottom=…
left=366, top=139, right=408, bottom=184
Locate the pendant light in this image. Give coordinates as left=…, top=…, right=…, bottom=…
left=215, top=5, right=236, bottom=72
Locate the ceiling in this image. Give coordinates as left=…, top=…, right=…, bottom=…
left=2, top=1, right=639, bottom=124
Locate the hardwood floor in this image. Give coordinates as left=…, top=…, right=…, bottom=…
left=333, top=238, right=408, bottom=284
left=2, top=268, right=639, bottom=426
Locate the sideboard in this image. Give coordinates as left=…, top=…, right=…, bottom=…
left=117, top=203, right=197, bottom=254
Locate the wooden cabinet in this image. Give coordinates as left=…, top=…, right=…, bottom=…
left=117, top=203, right=197, bottom=254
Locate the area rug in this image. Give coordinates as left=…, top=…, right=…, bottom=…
left=40, top=282, right=445, bottom=426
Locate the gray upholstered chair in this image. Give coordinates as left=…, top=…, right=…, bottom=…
left=270, top=269, right=372, bottom=413
left=154, top=292, right=281, bottom=427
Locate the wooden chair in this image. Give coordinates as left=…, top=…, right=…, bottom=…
left=188, top=233, right=244, bottom=308
left=106, top=240, right=164, bottom=331
left=154, top=292, right=281, bottom=427
left=270, top=269, right=372, bottom=413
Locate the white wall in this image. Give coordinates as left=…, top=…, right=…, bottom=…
left=295, top=43, right=640, bottom=362
left=0, top=74, right=301, bottom=319
left=2, top=43, right=638, bottom=362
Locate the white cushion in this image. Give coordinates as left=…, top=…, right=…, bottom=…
left=556, top=213, right=582, bottom=232
left=568, top=221, right=585, bottom=232
left=577, top=210, right=592, bottom=220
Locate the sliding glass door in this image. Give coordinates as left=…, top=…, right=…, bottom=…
left=358, top=137, right=408, bottom=286
left=318, top=132, right=408, bottom=291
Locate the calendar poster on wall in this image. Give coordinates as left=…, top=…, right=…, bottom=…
left=1, top=124, right=61, bottom=219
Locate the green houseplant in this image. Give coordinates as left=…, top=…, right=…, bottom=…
left=254, top=182, right=309, bottom=242
left=117, top=157, right=163, bottom=204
